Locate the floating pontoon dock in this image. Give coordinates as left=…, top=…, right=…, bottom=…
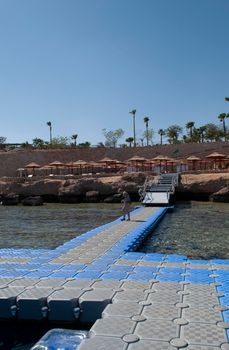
left=0, top=206, right=229, bottom=349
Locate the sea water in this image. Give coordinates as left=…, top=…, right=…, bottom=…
left=0, top=203, right=122, bottom=250
left=140, top=201, right=229, bottom=260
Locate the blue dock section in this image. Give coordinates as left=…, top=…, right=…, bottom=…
left=0, top=206, right=229, bottom=349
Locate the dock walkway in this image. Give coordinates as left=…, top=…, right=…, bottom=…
left=0, top=207, right=229, bottom=349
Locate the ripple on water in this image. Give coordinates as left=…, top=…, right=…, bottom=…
left=0, top=203, right=122, bottom=250
left=140, top=201, right=229, bottom=260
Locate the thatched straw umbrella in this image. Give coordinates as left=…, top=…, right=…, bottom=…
left=25, top=162, right=40, bottom=176
left=127, top=156, right=147, bottom=171
left=186, top=156, right=201, bottom=171
left=39, top=165, right=53, bottom=176
left=98, top=157, right=117, bottom=172
left=73, top=160, right=89, bottom=174
left=152, top=155, right=172, bottom=173
left=49, top=161, right=65, bottom=175
left=206, top=152, right=227, bottom=169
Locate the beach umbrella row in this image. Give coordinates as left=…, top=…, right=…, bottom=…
left=21, top=152, right=229, bottom=176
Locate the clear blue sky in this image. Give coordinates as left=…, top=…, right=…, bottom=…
left=0, top=0, right=229, bottom=145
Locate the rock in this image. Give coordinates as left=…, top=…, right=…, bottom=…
left=2, top=194, right=19, bottom=205
left=21, top=196, right=43, bottom=206
left=210, top=187, right=229, bottom=203
left=85, top=190, right=100, bottom=203
left=104, top=193, right=122, bottom=203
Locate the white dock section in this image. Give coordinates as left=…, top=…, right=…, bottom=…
left=141, top=173, right=179, bottom=205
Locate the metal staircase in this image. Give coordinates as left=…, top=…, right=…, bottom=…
left=140, top=173, right=180, bottom=205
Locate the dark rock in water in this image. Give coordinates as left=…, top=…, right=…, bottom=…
left=104, top=193, right=122, bottom=203
left=21, top=196, right=43, bottom=206
left=209, top=187, right=229, bottom=203
left=1, top=194, right=19, bottom=205
left=84, top=190, right=100, bottom=203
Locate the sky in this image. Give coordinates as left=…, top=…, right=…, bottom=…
left=0, top=0, right=229, bottom=145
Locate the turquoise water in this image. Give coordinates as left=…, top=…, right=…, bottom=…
left=140, top=201, right=229, bottom=260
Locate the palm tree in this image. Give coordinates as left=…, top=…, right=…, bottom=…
left=129, top=109, right=136, bottom=147
left=198, top=126, right=206, bottom=143
left=71, top=134, right=78, bottom=146
left=126, top=137, right=134, bottom=147
left=186, top=121, right=195, bottom=140
left=140, top=138, right=144, bottom=147
left=143, top=117, right=150, bottom=146
left=166, top=125, right=183, bottom=144
left=158, top=129, right=165, bottom=145
left=46, top=121, right=52, bottom=143
left=218, top=113, right=229, bottom=141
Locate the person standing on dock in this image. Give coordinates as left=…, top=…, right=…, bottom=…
left=121, top=191, right=131, bottom=221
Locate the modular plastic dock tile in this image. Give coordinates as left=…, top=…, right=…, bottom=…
left=185, top=275, right=214, bottom=283
left=157, top=274, right=184, bottom=283
left=126, top=274, right=156, bottom=282
left=74, top=271, right=102, bottom=279
left=24, top=271, right=53, bottom=278
left=90, top=316, right=136, bottom=337
left=137, top=260, right=163, bottom=267
left=184, top=283, right=216, bottom=293
left=135, top=318, right=179, bottom=342
left=17, top=287, right=54, bottom=320
left=91, top=280, right=123, bottom=289
left=62, top=279, right=94, bottom=288
left=8, top=278, right=40, bottom=287
left=0, top=286, right=26, bottom=318
left=79, top=289, right=115, bottom=323
left=107, top=265, right=134, bottom=272
left=183, top=307, right=223, bottom=324
left=0, top=270, right=29, bottom=278
left=222, top=310, right=229, bottom=322
left=133, top=266, right=159, bottom=273
left=142, top=303, right=181, bottom=320
left=0, top=277, right=17, bottom=286
left=47, top=287, right=85, bottom=321
left=160, top=267, right=185, bottom=274
left=113, top=289, right=148, bottom=302
left=184, top=346, right=222, bottom=350
left=35, top=278, right=66, bottom=288
left=165, top=255, right=187, bottom=262
left=121, top=281, right=153, bottom=290
left=102, top=301, right=142, bottom=318
left=48, top=270, right=78, bottom=278
left=60, top=264, right=86, bottom=271
left=100, top=271, right=129, bottom=280
left=183, top=293, right=219, bottom=307
left=180, top=323, right=228, bottom=347
left=78, top=336, right=128, bottom=350
left=115, top=259, right=139, bottom=266
left=128, top=340, right=177, bottom=350
left=142, top=253, right=167, bottom=260
left=121, top=253, right=144, bottom=260
left=153, top=281, right=183, bottom=292
left=148, top=291, right=182, bottom=305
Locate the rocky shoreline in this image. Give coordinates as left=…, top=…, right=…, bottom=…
left=0, top=172, right=228, bottom=205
